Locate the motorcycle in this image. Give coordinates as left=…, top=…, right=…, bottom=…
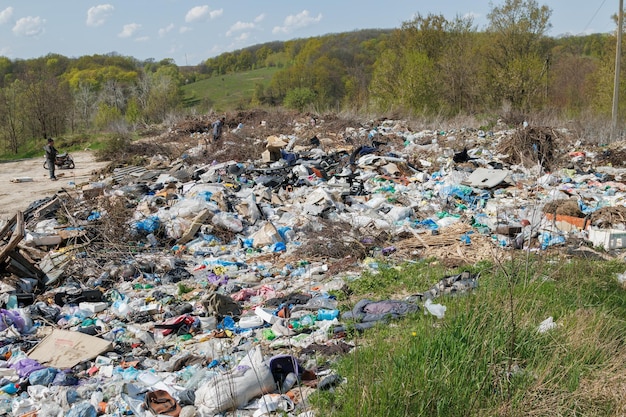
left=43, top=152, right=75, bottom=169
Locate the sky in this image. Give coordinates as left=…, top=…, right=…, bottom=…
left=0, top=1, right=619, bottom=66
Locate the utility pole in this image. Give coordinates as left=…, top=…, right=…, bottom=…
left=612, top=0, right=623, bottom=141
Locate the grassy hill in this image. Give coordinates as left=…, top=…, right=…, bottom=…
left=181, top=67, right=279, bottom=112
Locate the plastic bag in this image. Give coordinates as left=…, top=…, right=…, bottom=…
left=424, top=299, right=446, bottom=319
left=195, top=347, right=276, bottom=414
left=212, top=212, right=244, bottom=233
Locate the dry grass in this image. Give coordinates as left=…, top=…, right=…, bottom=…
left=293, top=219, right=374, bottom=261
left=542, top=199, right=584, bottom=217
left=497, top=126, right=561, bottom=170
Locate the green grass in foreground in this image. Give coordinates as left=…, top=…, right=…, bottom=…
left=312, top=255, right=626, bottom=417
left=181, top=67, right=278, bottom=112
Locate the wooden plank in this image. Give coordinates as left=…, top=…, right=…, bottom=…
left=31, top=196, right=60, bottom=220
left=0, top=212, right=24, bottom=263
left=8, top=250, right=44, bottom=279
left=0, top=214, right=17, bottom=241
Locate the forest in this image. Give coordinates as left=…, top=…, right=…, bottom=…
left=0, top=0, right=621, bottom=154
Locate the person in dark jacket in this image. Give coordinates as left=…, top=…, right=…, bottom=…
left=43, top=138, right=58, bottom=180
left=212, top=117, right=225, bottom=142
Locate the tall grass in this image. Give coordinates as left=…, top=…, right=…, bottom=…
left=314, top=256, right=626, bottom=416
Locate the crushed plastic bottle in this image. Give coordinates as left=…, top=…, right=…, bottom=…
left=317, top=309, right=340, bottom=321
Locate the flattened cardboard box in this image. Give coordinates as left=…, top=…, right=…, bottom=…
left=28, top=329, right=112, bottom=369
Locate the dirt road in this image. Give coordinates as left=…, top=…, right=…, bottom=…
left=0, top=151, right=110, bottom=221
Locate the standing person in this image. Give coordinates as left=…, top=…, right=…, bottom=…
left=44, top=138, right=58, bottom=181
left=212, top=116, right=225, bottom=143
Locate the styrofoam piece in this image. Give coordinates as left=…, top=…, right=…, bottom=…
left=79, top=302, right=108, bottom=314
left=238, top=315, right=265, bottom=329
left=255, top=306, right=278, bottom=324
left=464, top=168, right=509, bottom=188
left=588, top=228, right=626, bottom=250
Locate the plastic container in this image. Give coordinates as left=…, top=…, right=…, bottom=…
left=588, top=227, right=626, bottom=250
left=317, top=309, right=340, bottom=321
left=1, top=383, right=18, bottom=394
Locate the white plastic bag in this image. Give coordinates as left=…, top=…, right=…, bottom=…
left=424, top=299, right=446, bottom=319
left=195, top=346, right=276, bottom=414
left=212, top=212, right=244, bottom=232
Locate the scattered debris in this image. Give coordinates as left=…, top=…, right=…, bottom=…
left=0, top=111, right=625, bottom=416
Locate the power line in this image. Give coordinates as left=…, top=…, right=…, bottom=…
left=583, top=0, right=608, bottom=33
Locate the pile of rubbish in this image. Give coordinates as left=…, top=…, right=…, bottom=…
left=1, top=112, right=626, bottom=416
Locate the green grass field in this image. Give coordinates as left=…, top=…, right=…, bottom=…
left=312, top=255, right=626, bottom=416
left=181, top=67, right=279, bottom=112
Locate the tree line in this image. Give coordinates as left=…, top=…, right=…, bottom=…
left=0, top=0, right=622, bottom=154
left=0, top=53, right=181, bottom=154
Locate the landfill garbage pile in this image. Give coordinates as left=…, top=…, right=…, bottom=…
left=1, top=110, right=626, bottom=416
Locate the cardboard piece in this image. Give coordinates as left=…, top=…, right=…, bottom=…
left=266, top=135, right=288, bottom=149
left=28, top=329, right=112, bottom=369
left=177, top=208, right=212, bottom=244
left=251, top=222, right=284, bottom=248
left=262, top=149, right=281, bottom=163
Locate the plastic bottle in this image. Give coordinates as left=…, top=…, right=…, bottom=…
left=281, top=372, right=298, bottom=393
left=300, top=315, right=316, bottom=327
left=317, top=309, right=340, bottom=321
left=146, top=233, right=158, bottom=247
left=5, top=295, right=17, bottom=310
left=1, top=383, right=18, bottom=394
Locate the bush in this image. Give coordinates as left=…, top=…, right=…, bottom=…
left=284, top=87, right=317, bottom=112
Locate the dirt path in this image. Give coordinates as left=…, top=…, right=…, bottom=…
left=0, top=151, right=110, bottom=221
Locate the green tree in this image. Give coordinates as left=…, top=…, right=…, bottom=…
left=437, top=16, right=481, bottom=114
left=125, top=97, right=141, bottom=126
left=94, top=102, right=122, bottom=130
left=284, top=87, right=316, bottom=111
left=73, top=82, right=98, bottom=131
left=0, top=80, right=25, bottom=153
left=484, top=0, right=552, bottom=110
left=142, top=67, right=182, bottom=122
left=370, top=15, right=448, bottom=113
left=21, top=71, right=72, bottom=139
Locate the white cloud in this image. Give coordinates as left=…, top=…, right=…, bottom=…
left=86, top=4, right=114, bottom=27
left=254, top=13, right=265, bottom=23
left=209, top=9, right=223, bottom=19
left=236, top=32, right=249, bottom=42
left=180, top=26, right=192, bottom=34
left=0, top=7, right=13, bottom=25
left=159, top=23, right=175, bottom=37
left=272, top=10, right=322, bottom=34
left=226, top=21, right=255, bottom=37
left=185, top=5, right=208, bottom=22
left=185, top=5, right=222, bottom=22
left=13, top=16, right=45, bottom=37
left=463, top=12, right=480, bottom=21
left=0, top=46, right=11, bottom=56
left=118, top=23, right=141, bottom=38
left=135, top=36, right=149, bottom=42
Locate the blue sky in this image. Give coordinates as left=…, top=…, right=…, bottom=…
left=0, top=1, right=619, bottom=66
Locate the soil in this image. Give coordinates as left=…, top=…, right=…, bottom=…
left=0, top=151, right=109, bottom=221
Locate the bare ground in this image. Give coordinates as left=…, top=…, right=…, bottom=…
left=0, top=151, right=109, bottom=221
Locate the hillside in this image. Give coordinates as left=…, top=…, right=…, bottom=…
left=181, top=67, right=279, bottom=111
